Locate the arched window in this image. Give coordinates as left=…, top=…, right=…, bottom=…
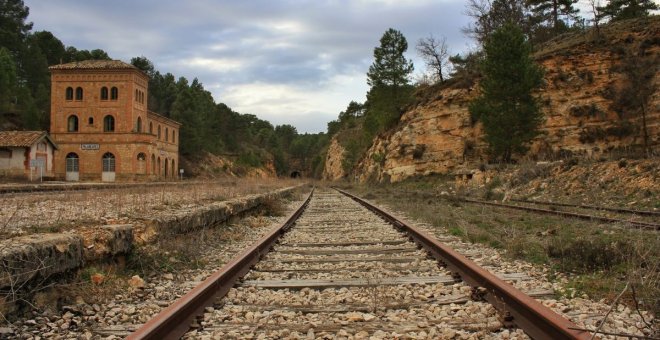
left=67, top=115, right=79, bottom=132
left=172, top=159, right=176, bottom=177
left=102, top=152, right=115, bottom=172
left=157, top=125, right=161, bottom=139
left=135, top=89, right=139, bottom=101
left=103, top=115, right=115, bottom=132
left=75, top=87, right=83, bottom=100
left=157, top=157, right=161, bottom=176
left=164, top=158, right=169, bottom=177
left=65, top=153, right=79, bottom=172
left=65, top=87, right=74, bottom=100
left=149, top=122, right=153, bottom=134
left=165, top=128, right=169, bottom=142
left=136, top=117, right=142, bottom=132
left=137, top=152, right=146, bottom=161
left=172, top=130, right=176, bottom=143
left=151, top=154, right=155, bottom=174
left=111, top=87, right=118, bottom=100
left=88, top=117, right=94, bottom=125
left=100, top=87, right=109, bottom=100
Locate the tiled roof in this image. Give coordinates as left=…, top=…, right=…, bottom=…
left=49, top=60, right=139, bottom=71
left=0, top=131, right=54, bottom=148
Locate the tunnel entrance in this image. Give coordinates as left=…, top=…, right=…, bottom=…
left=290, top=171, right=301, bottom=178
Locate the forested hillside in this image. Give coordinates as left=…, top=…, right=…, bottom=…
left=0, top=0, right=327, bottom=178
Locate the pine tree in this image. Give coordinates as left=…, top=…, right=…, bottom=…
left=469, top=23, right=544, bottom=162
left=597, top=0, right=658, bottom=21
left=0, top=47, right=17, bottom=112
left=527, top=0, right=578, bottom=33
left=364, top=28, right=414, bottom=136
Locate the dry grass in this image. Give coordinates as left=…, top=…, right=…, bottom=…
left=0, top=178, right=297, bottom=238
left=353, top=182, right=660, bottom=317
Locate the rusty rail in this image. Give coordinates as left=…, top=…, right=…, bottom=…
left=509, top=198, right=660, bottom=217
left=337, top=188, right=592, bottom=340
left=461, top=197, right=660, bottom=230
left=127, top=188, right=314, bottom=340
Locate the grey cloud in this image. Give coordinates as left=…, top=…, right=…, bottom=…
left=25, top=0, right=473, bottom=133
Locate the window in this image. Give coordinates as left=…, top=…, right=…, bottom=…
left=65, top=87, right=74, bottom=100
left=111, top=87, right=118, bottom=100
left=103, top=115, right=115, bottom=132
left=172, top=130, right=176, bottom=143
left=66, top=153, right=79, bottom=172
left=172, top=159, right=176, bottom=177
left=165, top=128, right=169, bottom=142
left=67, top=115, right=79, bottom=132
left=164, top=158, right=169, bottom=177
left=136, top=117, right=142, bottom=132
left=151, top=154, right=155, bottom=174
left=75, top=87, right=83, bottom=100
left=102, top=152, right=115, bottom=172
left=100, top=87, right=109, bottom=100
left=37, top=142, right=46, bottom=151
left=157, top=125, right=161, bottom=139
left=135, top=89, right=139, bottom=101
left=88, top=117, right=94, bottom=125
left=149, top=122, right=153, bottom=134
left=0, top=148, right=10, bottom=158
left=137, top=152, right=146, bottom=161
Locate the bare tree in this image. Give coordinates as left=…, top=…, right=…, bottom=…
left=416, top=34, right=450, bottom=83
left=589, top=0, right=603, bottom=39
left=462, top=0, right=493, bottom=43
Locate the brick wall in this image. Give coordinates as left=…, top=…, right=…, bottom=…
left=50, top=67, right=180, bottom=182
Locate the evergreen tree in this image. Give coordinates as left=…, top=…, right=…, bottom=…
left=0, top=47, right=17, bottom=112
left=0, top=0, right=32, bottom=57
left=367, top=28, right=414, bottom=88
left=597, top=0, right=658, bottom=21
left=527, top=0, right=578, bottom=34
left=28, top=31, right=65, bottom=65
left=364, top=28, right=414, bottom=136
left=469, top=23, right=544, bottom=162
left=528, top=0, right=578, bottom=28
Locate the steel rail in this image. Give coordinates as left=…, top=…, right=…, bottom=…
left=127, top=188, right=314, bottom=340
left=460, top=197, right=660, bottom=230
left=509, top=198, right=660, bottom=217
left=337, top=188, right=592, bottom=340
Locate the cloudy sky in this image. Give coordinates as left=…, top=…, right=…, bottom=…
left=23, top=0, right=551, bottom=133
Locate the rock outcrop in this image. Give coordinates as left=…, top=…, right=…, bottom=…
left=329, top=17, right=659, bottom=183
left=322, top=138, right=347, bottom=180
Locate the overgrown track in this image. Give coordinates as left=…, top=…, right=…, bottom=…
left=129, top=188, right=592, bottom=339
left=459, top=197, right=660, bottom=231
left=508, top=198, right=660, bottom=217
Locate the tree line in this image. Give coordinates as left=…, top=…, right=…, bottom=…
left=0, top=0, right=327, bottom=176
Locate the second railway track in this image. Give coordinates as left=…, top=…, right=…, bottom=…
left=130, top=188, right=593, bottom=339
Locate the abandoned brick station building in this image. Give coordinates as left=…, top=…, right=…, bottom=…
left=49, top=60, right=180, bottom=181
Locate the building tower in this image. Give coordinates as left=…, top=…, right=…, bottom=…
left=49, top=60, right=180, bottom=182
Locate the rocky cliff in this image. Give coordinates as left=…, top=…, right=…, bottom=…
left=322, top=138, right=347, bottom=180
left=327, top=17, right=659, bottom=183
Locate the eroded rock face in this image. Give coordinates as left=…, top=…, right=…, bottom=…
left=329, top=18, right=660, bottom=183
left=322, top=138, right=347, bottom=181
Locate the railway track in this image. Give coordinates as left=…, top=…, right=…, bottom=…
left=508, top=198, right=660, bottom=217
left=459, top=197, right=660, bottom=230
left=127, top=187, right=597, bottom=339
left=401, top=190, right=659, bottom=230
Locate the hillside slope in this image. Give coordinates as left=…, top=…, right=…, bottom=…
left=325, top=17, right=660, bottom=183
